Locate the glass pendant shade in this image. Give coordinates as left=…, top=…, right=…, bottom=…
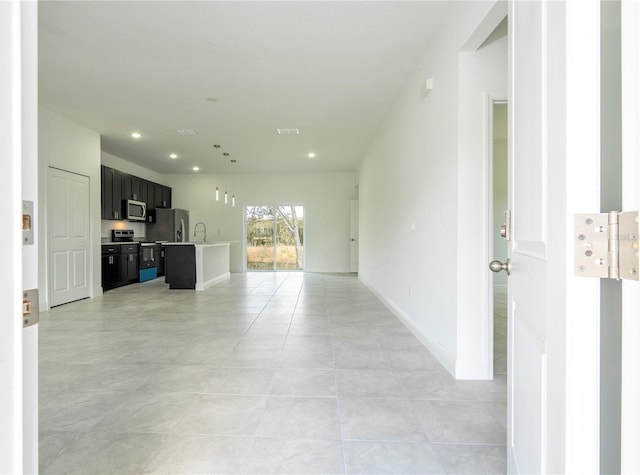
left=215, top=187, right=219, bottom=201
left=224, top=191, right=228, bottom=204
left=232, top=195, right=236, bottom=207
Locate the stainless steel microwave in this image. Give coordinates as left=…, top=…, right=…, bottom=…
left=124, top=199, right=146, bottom=221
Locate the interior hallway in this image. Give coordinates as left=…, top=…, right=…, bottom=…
left=39, top=273, right=506, bottom=474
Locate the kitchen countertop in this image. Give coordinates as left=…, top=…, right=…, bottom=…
left=163, top=242, right=230, bottom=247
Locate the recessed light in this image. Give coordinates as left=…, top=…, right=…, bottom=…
left=131, top=132, right=142, bottom=139
left=307, top=152, right=316, bottom=159
left=206, top=97, right=218, bottom=102
left=169, top=153, right=178, bottom=159
left=277, top=128, right=300, bottom=135
left=213, top=144, right=221, bottom=148
left=192, top=166, right=200, bottom=171
left=176, top=129, right=199, bottom=136
left=223, top=152, right=230, bottom=156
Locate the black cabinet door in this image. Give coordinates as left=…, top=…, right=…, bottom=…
left=141, top=180, right=153, bottom=210
left=131, top=176, right=142, bottom=201
left=101, top=166, right=108, bottom=219
left=112, top=170, right=124, bottom=219
left=102, top=254, right=121, bottom=289
left=152, top=183, right=172, bottom=208
left=123, top=174, right=131, bottom=200
left=161, top=185, right=172, bottom=208
left=102, top=166, right=124, bottom=220
left=156, top=245, right=165, bottom=276
left=102, top=166, right=114, bottom=219
left=119, top=253, right=139, bottom=282
left=124, top=174, right=142, bottom=201
left=153, top=183, right=164, bottom=209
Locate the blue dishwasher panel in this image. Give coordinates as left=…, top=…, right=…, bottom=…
left=139, top=267, right=157, bottom=283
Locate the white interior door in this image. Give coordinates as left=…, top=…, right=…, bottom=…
left=508, top=1, right=601, bottom=473
left=350, top=200, right=359, bottom=273
left=48, top=167, right=91, bottom=307
left=621, top=1, right=640, bottom=472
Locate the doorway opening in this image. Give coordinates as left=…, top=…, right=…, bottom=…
left=491, top=102, right=508, bottom=376
left=246, top=205, right=304, bottom=271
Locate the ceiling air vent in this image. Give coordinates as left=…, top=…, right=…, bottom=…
left=277, top=128, right=300, bottom=135
left=176, top=129, right=199, bottom=136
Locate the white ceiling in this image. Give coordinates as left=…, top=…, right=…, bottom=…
left=38, top=1, right=454, bottom=174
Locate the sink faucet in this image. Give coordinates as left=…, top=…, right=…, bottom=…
left=194, top=222, right=207, bottom=243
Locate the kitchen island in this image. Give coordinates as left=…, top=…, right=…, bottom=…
left=163, top=242, right=230, bottom=290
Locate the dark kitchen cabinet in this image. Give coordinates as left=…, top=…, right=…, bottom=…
left=120, top=244, right=139, bottom=282
left=141, top=180, right=153, bottom=210
left=101, top=165, right=171, bottom=220
left=123, top=174, right=142, bottom=201
left=101, top=166, right=124, bottom=220
left=156, top=244, right=165, bottom=276
left=102, top=243, right=139, bottom=291
left=164, top=244, right=196, bottom=289
left=101, top=245, right=121, bottom=290
left=153, top=183, right=172, bottom=209
left=160, top=185, right=171, bottom=208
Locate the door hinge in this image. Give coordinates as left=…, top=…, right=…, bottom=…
left=574, top=211, right=639, bottom=280
left=501, top=209, right=512, bottom=241
left=23, top=289, right=39, bottom=328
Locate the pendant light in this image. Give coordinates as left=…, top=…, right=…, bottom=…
left=215, top=187, right=219, bottom=201
left=224, top=153, right=229, bottom=204
left=231, top=159, right=237, bottom=207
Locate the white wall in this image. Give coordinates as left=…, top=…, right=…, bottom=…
left=456, top=32, right=507, bottom=378
left=166, top=172, right=357, bottom=273
left=357, top=1, right=505, bottom=378
left=39, top=107, right=102, bottom=307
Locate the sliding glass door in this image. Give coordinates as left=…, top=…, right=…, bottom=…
left=246, top=205, right=304, bottom=271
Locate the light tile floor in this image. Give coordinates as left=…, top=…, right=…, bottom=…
left=493, top=287, right=507, bottom=376
left=39, top=272, right=507, bottom=474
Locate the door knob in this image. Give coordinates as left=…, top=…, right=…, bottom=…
left=489, top=259, right=511, bottom=275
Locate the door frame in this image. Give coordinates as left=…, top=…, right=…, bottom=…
left=0, top=1, right=38, bottom=472
left=487, top=97, right=508, bottom=380
left=620, top=1, right=640, bottom=472
left=349, top=199, right=359, bottom=273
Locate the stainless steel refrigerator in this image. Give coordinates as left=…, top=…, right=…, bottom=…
left=146, top=208, right=190, bottom=242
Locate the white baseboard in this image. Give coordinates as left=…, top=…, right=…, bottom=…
left=196, top=272, right=231, bottom=291
left=455, top=359, right=492, bottom=380
left=358, top=276, right=457, bottom=377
